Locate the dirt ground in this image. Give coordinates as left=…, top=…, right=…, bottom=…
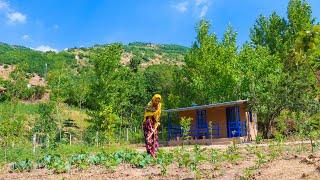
left=1, top=142, right=320, bottom=180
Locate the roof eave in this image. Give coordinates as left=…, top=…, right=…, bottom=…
left=163, top=100, right=248, bottom=113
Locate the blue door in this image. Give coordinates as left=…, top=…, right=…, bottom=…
left=226, top=106, right=241, bottom=137
left=196, top=110, right=209, bottom=138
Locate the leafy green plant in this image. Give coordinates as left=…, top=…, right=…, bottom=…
left=37, top=154, right=70, bottom=174
left=180, top=117, right=192, bottom=146
left=189, top=145, right=206, bottom=179
left=301, top=116, right=320, bottom=153
left=156, top=150, right=174, bottom=176
left=268, top=141, right=284, bottom=161
left=222, top=145, right=242, bottom=164
left=210, top=149, right=219, bottom=164
left=69, top=153, right=89, bottom=170
left=10, top=159, right=33, bottom=172
left=255, top=149, right=268, bottom=167
left=129, top=152, right=153, bottom=168
left=255, top=134, right=263, bottom=144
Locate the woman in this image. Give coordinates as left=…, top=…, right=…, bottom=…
left=143, top=94, right=161, bottom=158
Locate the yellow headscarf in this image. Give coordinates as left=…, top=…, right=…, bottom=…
left=144, top=94, right=162, bottom=127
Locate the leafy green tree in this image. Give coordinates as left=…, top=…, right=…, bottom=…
left=177, top=20, right=240, bottom=106
left=86, top=105, right=120, bottom=144
left=129, top=55, right=142, bottom=72
left=33, top=103, right=57, bottom=146
left=248, top=0, right=319, bottom=137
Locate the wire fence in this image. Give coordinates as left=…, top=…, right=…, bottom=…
left=27, top=125, right=168, bottom=149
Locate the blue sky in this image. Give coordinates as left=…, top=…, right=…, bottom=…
left=0, top=0, right=319, bottom=52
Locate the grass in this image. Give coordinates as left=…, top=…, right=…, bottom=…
left=0, top=101, right=39, bottom=120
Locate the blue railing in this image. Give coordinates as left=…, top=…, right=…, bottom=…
left=227, top=121, right=247, bottom=137
left=168, top=124, right=221, bottom=140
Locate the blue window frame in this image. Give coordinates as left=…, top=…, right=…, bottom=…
left=196, top=110, right=209, bottom=138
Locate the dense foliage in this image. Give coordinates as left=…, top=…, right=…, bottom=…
left=0, top=0, right=319, bottom=155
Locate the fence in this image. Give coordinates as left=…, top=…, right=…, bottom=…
left=27, top=124, right=168, bottom=149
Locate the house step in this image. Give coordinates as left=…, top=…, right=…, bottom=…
left=167, top=138, right=235, bottom=146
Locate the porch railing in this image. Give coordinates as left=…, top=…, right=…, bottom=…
left=227, top=121, right=247, bottom=137
left=168, top=124, right=221, bottom=140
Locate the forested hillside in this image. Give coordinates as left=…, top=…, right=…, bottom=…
left=0, top=0, right=319, bottom=151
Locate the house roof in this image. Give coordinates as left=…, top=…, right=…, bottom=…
left=164, top=100, right=248, bottom=113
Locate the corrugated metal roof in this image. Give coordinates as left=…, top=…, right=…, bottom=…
left=164, top=100, right=248, bottom=113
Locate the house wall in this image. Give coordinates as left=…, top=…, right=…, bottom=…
left=239, top=104, right=247, bottom=122
left=177, top=103, right=252, bottom=139
left=207, top=107, right=227, bottom=138
left=179, top=110, right=196, bottom=129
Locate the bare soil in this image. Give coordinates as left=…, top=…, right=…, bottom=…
left=1, top=142, right=320, bottom=180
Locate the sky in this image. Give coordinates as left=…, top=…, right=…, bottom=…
left=0, top=0, right=319, bottom=52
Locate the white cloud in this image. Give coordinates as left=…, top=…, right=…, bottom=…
left=7, top=12, right=26, bottom=24
left=173, top=1, right=188, bottom=13
left=0, top=1, right=27, bottom=24
left=199, top=5, right=208, bottom=18
left=195, top=0, right=208, bottom=6
left=22, top=34, right=30, bottom=40
left=0, top=1, right=9, bottom=10
left=33, top=45, right=58, bottom=52
left=172, top=0, right=211, bottom=18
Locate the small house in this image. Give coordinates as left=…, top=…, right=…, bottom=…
left=164, top=100, right=257, bottom=143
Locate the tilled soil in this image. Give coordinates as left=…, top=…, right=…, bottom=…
left=1, top=143, right=320, bottom=180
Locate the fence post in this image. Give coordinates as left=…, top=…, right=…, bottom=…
left=126, top=128, right=129, bottom=142
left=95, top=131, right=99, bottom=147
left=69, top=133, right=72, bottom=146
left=32, top=133, right=36, bottom=154
left=46, top=134, right=50, bottom=148
left=120, top=127, right=122, bottom=142
left=161, top=124, right=164, bottom=140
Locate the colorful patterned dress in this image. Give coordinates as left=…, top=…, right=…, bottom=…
left=143, top=94, right=161, bottom=158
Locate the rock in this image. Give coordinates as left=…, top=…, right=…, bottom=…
left=301, top=157, right=314, bottom=164
left=225, top=163, right=232, bottom=168
left=308, top=154, right=317, bottom=159
left=301, top=172, right=310, bottom=178
left=212, top=172, right=219, bottom=178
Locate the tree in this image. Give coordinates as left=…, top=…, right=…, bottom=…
left=32, top=102, right=57, bottom=146
left=129, top=55, right=142, bottom=72
left=247, top=0, right=319, bottom=137
left=177, top=20, right=240, bottom=106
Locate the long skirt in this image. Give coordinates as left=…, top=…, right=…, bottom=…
left=143, top=117, right=159, bottom=157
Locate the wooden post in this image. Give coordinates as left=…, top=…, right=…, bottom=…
left=95, top=131, right=99, bottom=147
left=69, top=133, right=72, bottom=145
left=126, top=128, right=129, bottom=142
left=119, top=127, right=121, bottom=142
left=32, top=133, right=36, bottom=154
left=46, top=134, right=50, bottom=148
left=161, top=124, right=164, bottom=140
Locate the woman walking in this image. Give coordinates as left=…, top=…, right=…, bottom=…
left=143, top=94, right=162, bottom=158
